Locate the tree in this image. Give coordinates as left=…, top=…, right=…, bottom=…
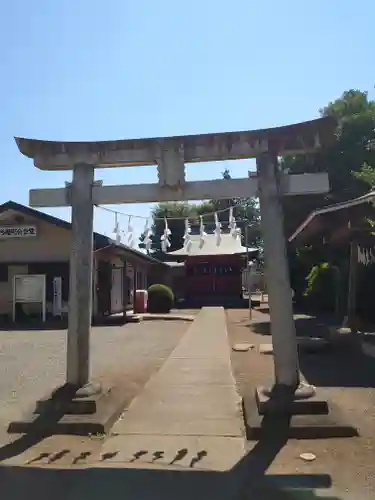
left=282, top=89, right=375, bottom=238
left=283, top=90, right=375, bottom=304
left=354, top=163, right=375, bottom=189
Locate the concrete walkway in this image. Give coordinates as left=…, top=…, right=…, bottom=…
left=98, top=307, right=246, bottom=471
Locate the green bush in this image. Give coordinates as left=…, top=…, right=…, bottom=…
left=303, top=262, right=336, bottom=312
left=147, top=284, right=174, bottom=313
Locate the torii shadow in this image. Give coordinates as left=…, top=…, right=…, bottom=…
left=0, top=412, right=335, bottom=500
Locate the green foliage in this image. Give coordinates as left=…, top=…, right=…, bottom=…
left=147, top=284, right=174, bottom=313
left=283, top=89, right=375, bottom=239
left=353, top=162, right=375, bottom=189
left=288, top=245, right=320, bottom=301
left=303, top=263, right=337, bottom=312
left=286, top=89, right=375, bottom=316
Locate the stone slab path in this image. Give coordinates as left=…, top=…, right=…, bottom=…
left=97, top=307, right=246, bottom=471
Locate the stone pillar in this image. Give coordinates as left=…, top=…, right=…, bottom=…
left=257, top=153, right=299, bottom=390
left=66, top=163, right=98, bottom=394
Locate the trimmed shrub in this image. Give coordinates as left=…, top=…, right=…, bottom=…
left=147, top=284, right=174, bottom=313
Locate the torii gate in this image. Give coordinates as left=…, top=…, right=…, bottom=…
left=15, top=117, right=334, bottom=409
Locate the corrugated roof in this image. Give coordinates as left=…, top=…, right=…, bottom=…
left=168, top=233, right=258, bottom=257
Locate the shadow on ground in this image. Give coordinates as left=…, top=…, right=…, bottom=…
left=0, top=465, right=340, bottom=500
left=0, top=403, right=71, bottom=463
left=0, top=318, right=129, bottom=332
left=0, top=413, right=341, bottom=500
left=250, top=313, right=336, bottom=338
left=299, top=341, right=375, bottom=389
left=176, top=299, right=261, bottom=310
left=0, top=322, right=68, bottom=331
left=250, top=313, right=375, bottom=389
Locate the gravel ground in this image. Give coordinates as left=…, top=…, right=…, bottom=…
left=3, top=307, right=375, bottom=499
left=227, top=307, right=375, bottom=500
left=0, top=321, right=188, bottom=433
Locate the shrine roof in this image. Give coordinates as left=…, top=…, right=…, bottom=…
left=168, top=233, right=259, bottom=257
left=288, top=191, right=375, bottom=246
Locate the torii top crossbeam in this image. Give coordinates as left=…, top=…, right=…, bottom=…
left=15, top=117, right=335, bottom=171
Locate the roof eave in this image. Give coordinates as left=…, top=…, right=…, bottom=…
left=288, top=190, right=375, bottom=243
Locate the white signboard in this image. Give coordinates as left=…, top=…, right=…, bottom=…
left=0, top=225, right=37, bottom=238
left=13, top=274, right=46, bottom=322
left=14, top=275, right=45, bottom=302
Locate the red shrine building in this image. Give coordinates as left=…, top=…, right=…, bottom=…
left=166, top=232, right=259, bottom=303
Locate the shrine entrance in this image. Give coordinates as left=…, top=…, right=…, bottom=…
left=186, top=260, right=238, bottom=295
left=15, top=116, right=335, bottom=411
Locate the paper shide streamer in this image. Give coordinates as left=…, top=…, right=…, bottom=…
left=127, top=216, right=134, bottom=248
left=143, top=218, right=153, bottom=253
left=199, top=215, right=207, bottom=248
left=161, top=218, right=171, bottom=252
left=113, top=213, right=121, bottom=244
left=229, top=207, right=238, bottom=239
left=214, top=212, right=222, bottom=246
left=183, top=218, right=193, bottom=253
left=102, top=201, right=250, bottom=252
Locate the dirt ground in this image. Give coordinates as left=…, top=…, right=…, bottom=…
left=227, top=307, right=375, bottom=500
left=1, top=308, right=375, bottom=499
left=0, top=320, right=189, bottom=468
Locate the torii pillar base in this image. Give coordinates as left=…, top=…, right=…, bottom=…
left=243, top=385, right=358, bottom=440
left=7, top=382, right=135, bottom=436
left=255, top=383, right=326, bottom=415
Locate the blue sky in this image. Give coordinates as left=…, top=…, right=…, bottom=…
left=2, top=0, right=375, bottom=242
